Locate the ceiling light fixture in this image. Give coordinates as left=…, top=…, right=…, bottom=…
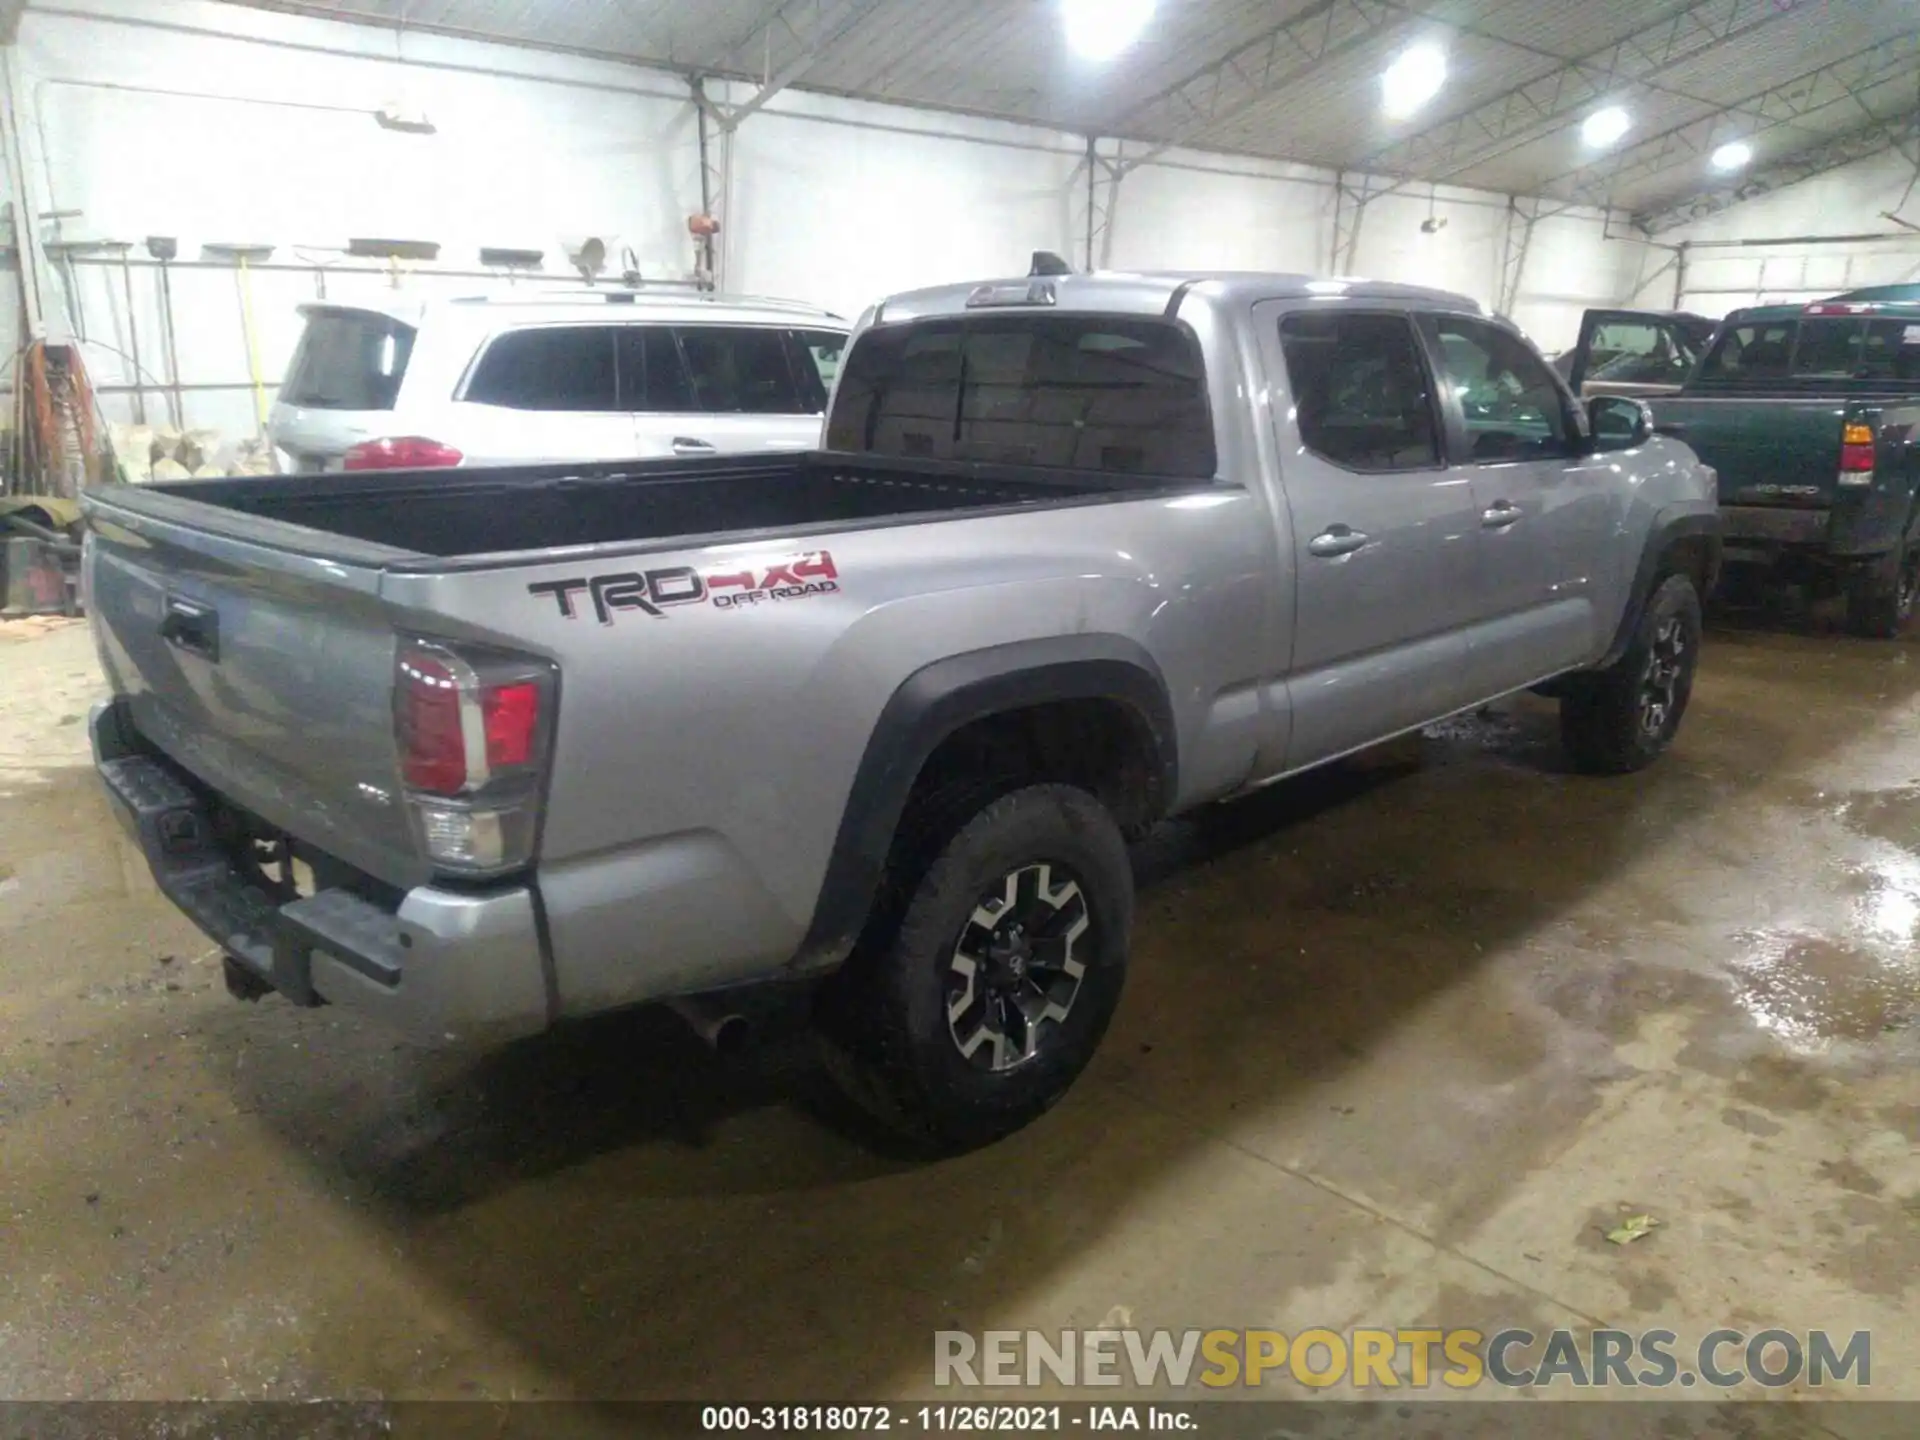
left=1381, top=42, right=1448, bottom=120
left=1061, top=0, right=1154, bottom=62
left=1581, top=106, right=1631, bottom=149
left=1710, top=140, right=1753, bottom=172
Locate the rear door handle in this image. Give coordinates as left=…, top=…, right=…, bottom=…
left=159, top=597, right=219, bottom=662
left=1307, top=525, right=1369, bottom=558
left=670, top=437, right=717, bottom=456
left=1482, top=501, right=1523, bottom=529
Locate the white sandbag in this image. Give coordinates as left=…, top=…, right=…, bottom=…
left=177, top=428, right=222, bottom=470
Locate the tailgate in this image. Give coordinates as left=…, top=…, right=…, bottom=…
left=84, top=500, right=427, bottom=890
left=1649, top=395, right=1843, bottom=507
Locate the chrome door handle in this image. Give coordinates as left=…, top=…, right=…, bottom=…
left=671, top=437, right=717, bottom=455
left=1307, top=525, right=1369, bottom=558
left=1482, top=501, right=1522, bottom=529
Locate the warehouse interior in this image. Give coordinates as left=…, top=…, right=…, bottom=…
left=6, top=0, right=1917, bottom=447
left=4, top=0, right=1920, bottom=1425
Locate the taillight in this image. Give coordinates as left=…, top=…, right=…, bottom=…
left=1840, top=421, right=1876, bottom=485
left=394, top=639, right=555, bottom=877
left=344, top=437, right=464, bottom=471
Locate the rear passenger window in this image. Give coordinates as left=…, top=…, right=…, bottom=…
left=1279, top=312, right=1440, bottom=472
left=465, top=327, right=618, bottom=411
left=620, top=326, right=697, bottom=412
left=677, top=327, right=807, bottom=414
left=1698, top=322, right=1795, bottom=381
left=827, top=315, right=1215, bottom=477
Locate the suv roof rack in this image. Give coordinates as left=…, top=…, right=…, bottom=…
left=447, top=286, right=839, bottom=319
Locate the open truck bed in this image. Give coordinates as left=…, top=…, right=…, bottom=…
left=80, top=444, right=1206, bottom=903
left=123, top=452, right=1144, bottom=565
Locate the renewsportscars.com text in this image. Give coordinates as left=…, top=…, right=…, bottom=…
left=934, top=1327, right=1871, bottom=1390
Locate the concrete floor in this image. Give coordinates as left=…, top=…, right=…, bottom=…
left=3, top=612, right=1917, bottom=1425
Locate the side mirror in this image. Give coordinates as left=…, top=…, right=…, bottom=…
left=1587, top=395, right=1652, bottom=451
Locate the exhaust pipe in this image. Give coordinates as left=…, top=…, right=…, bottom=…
left=667, top=995, right=751, bottom=1055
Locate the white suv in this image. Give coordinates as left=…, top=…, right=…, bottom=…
left=268, top=290, right=849, bottom=472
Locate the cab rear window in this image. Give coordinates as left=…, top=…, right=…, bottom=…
left=280, top=310, right=416, bottom=411
left=1697, top=321, right=1795, bottom=382
left=826, top=315, right=1215, bottom=477
left=1790, top=318, right=1863, bottom=377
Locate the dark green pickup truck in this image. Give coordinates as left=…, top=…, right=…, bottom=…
left=1568, top=293, right=1920, bottom=637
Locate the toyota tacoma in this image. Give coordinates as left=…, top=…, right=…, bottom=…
left=85, top=265, right=1720, bottom=1150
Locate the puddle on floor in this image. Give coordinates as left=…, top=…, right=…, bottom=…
left=1724, top=927, right=1920, bottom=1050
left=1834, top=784, right=1920, bottom=851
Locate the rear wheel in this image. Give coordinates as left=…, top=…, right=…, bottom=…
left=816, top=784, right=1133, bottom=1153
left=1843, top=543, right=1919, bottom=639
left=1560, top=573, right=1702, bottom=774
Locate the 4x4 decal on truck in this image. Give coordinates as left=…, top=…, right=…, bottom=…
left=707, top=552, right=840, bottom=611
left=529, top=552, right=840, bottom=624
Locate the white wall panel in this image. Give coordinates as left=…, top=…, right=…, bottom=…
left=716, top=85, right=1083, bottom=321
left=12, top=0, right=1657, bottom=438
left=1661, top=149, right=1920, bottom=317
left=1102, top=152, right=1330, bottom=274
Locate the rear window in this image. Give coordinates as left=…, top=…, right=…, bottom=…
left=1697, top=320, right=1796, bottom=382
left=280, top=310, right=416, bottom=411
left=1791, top=318, right=1864, bottom=377
left=1860, top=318, right=1920, bottom=380
left=464, top=327, right=619, bottom=411
left=676, top=326, right=810, bottom=414
left=826, top=315, right=1215, bottom=476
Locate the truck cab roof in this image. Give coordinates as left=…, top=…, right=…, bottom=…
left=1823, top=283, right=1920, bottom=306
left=869, top=270, right=1485, bottom=324
left=1719, top=303, right=1805, bottom=326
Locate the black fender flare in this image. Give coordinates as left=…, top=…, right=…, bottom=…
left=791, top=635, right=1178, bottom=973
left=1596, top=508, right=1722, bottom=670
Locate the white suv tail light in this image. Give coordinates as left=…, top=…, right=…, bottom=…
left=346, top=437, right=464, bottom=470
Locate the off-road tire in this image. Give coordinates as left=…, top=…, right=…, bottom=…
left=1560, top=573, right=1702, bottom=774
left=816, top=784, right=1132, bottom=1154
left=1843, top=543, right=1919, bottom=640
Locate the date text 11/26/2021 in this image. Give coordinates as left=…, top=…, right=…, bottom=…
left=701, top=1406, right=1195, bottom=1432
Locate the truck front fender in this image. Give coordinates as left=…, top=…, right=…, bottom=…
left=792, top=635, right=1177, bottom=974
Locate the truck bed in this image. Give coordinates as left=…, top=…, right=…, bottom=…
left=129, top=452, right=1153, bottom=564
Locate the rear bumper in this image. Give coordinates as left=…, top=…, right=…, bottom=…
left=1720, top=505, right=1831, bottom=556
left=1720, top=500, right=1914, bottom=568
left=91, top=698, right=550, bottom=1045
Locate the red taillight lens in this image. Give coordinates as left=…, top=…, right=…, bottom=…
left=344, top=437, right=464, bottom=471
left=395, top=644, right=549, bottom=796
left=397, top=651, right=468, bottom=794
left=1841, top=422, right=1876, bottom=473
left=482, top=682, right=540, bottom=770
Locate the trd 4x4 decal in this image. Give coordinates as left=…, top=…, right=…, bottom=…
left=530, top=552, right=839, bottom=624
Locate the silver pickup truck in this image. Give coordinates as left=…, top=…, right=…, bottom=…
left=85, top=268, right=1720, bottom=1151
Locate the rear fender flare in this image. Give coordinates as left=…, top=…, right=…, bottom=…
left=791, top=636, right=1177, bottom=973
left=1596, top=509, right=1722, bottom=670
